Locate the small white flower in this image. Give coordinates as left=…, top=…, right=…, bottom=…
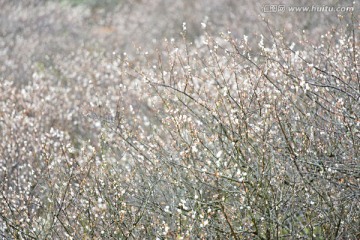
left=200, top=219, right=209, bottom=227
left=290, top=42, right=296, bottom=50
left=95, top=121, right=101, bottom=128
left=244, top=35, right=248, bottom=44
left=182, top=22, right=187, bottom=31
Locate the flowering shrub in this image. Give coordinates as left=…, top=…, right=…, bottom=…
left=0, top=0, right=359, bottom=239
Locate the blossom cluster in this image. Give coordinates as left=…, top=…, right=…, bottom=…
left=0, top=0, right=358, bottom=239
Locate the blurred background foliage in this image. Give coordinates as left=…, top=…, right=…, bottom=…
left=1, top=0, right=357, bottom=85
